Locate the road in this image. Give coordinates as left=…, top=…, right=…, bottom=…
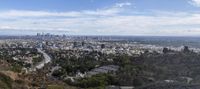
left=35, top=48, right=52, bottom=69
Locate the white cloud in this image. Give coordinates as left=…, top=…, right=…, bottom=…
left=82, top=7, right=122, bottom=16
left=0, top=10, right=82, bottom=18
left=189, top=0, right=200, bottom=7
left=0, top=2, right=200, bottom=36
left=0, top=6, right=122, bottom=18
left=115, top=2, right=132, bottom=7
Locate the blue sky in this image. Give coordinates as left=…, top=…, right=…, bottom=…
left=0, top=0, right=200, bottom=36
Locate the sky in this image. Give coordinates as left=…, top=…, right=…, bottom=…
left=0, top=0, right=200, bottom=36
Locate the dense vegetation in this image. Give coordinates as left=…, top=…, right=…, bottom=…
left=48, top=50, right=111, bottom=76
left=0, top=73, right=13, bottom=89
left=75, top=73, right=117, bottom=88
left=0, top=48, right=43, bottom=72
left=2, top=46, right=200, bottom=88
left=47, top=47, right=200, bottom=88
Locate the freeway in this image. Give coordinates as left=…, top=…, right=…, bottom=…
left=35, top=48, right=51, bottom=69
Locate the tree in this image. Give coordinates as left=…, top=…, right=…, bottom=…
left=183, top=46, right=190, bottom=53
left=163, top=47, right=169, bottom=54
left=73, top=42, right=78, bottom=48
left=101, top=44, right=105, bottom=49
left=81, top=41, right=85, bottom=47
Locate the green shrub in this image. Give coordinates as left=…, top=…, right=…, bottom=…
left=0, top=73, right=13, bottom=89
